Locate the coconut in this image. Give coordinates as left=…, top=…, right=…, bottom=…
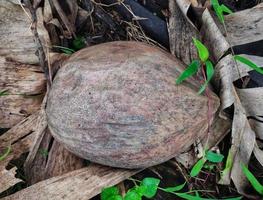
left=46, top=41, right=219, bottom=168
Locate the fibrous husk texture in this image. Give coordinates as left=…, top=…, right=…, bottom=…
left=46, top=41, right=220, bottom=168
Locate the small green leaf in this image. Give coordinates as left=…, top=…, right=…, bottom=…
left=211, top=0, right=224, bottom=23
left=176, top=192, right=242, bottom=200
left=176, top=60, right=201, bottom=84
left=242, top=164, right=263, bottom=195
left=0, top=146, right=11, bottom=161
left=193, top=38, right=209, bottom=62
left=220, top=4, right=233, bottom=14
left=234, top=55, right=263, bottom=75
left=53, top=45, right=75, bottom=55
left=101, top=186, right=120, bottom=200
left=203, top=163, right=216, bottom=171
left=175, top=192, right=204, bottom=200
left=73, top=36, right=86, bottom=50
left=0, top=90, right=9, bottom=96
left=190, top=158, right=206, bottom=177
left=133, top=186, right=146, bottom=197
left=163, top=182, right=186, bottom=192
left=124, top=190, right=141, bottom=200
left=206, top=151, right=224, bottom=163
left=39, top=148, right=49, bottom=158
left=108, top=196, right=123, bottom=200
left=140, top=177, right=160, bottom=198
left=220, top=151, right=233, bottom=180
left=198, top=60, right=214, bottom=94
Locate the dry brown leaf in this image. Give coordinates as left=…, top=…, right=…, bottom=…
left=224, top=3, right=263, bottom=47
left=175, top=0, right=198, bottom=28
left=168, top=0, right=198, bottom=64
left=236, top=87, right=263, bottom=116
left=201, top=9, right=229, bottom=61
left=201, top=5, right=263, bottom=194
left=52, top=0, right=78, bottom=38
left=249, top=118, right=263, bottom=140
left=43, top=0, right=53, bottom=23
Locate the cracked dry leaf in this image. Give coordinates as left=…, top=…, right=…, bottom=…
left=168, top=0, right=198, bottom=65
left=201, top=5, right=263, bottom=194
left=224, top=4, right=263, bottom=47
left=174, top=0, right=199, bottom=29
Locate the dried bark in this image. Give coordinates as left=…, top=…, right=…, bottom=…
left=0, top=112, right=41, bottom=193
left=0, top=57, right=46, bottom=128
left=24, top=128, right=85, bottom=185
left=3, top=164, right=139, bottom=200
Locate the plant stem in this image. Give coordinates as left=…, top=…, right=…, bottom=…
left=201, top=64, right=212, bottom=149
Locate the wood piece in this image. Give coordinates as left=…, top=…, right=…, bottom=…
left=0, top=112, right=41, bottom=193
left=168, top=0, right=198, bottom=64
left=0, top=168, right=22, bottom=194
left=0, top=57, right=46, bottom=128
left=0, top=0, right=38, bottom=64
left=0, top=0, right=49, bottom=65
left=24, top=128, right=85, bottom=185
left=3, top=164, right=139, bottom=200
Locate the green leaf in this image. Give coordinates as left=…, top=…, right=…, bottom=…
left=73, top=36, right=86, bottom=50
left=234, top=55, right=263, bottom=75
left=211, top=0, right=233, bottom=23
left=140, top=177, right=160, bottom=198
left=163, top=182, right=186, bottom=193
left=198, top=60, right=214, bottom=94
left=176, top=60, right=201, bottom=84
left=101, top=186, right=120, bottom=200
left=0, top=146, right=11, bottom=161
left=176, top=192, right=242, bottom=200
left=124, top=190, right=141, bottom=200
left=193, top=38, right=209, bottom=62
left=206, top=151, right=224, bottom=163
left=175, top=192, right=204, bottom=200
left=220, top=4, right=233, bottom=14
left=241, top=164, right=263, bottom=195
left=220, top=151, right=233, bottom=180
left=203, top=163, right=216, bottom=171
left=0, top=90, right=9, bottom=96
left=211, top=0, right=224, bottom=23
left=133, top=186, right=146, bottom=197
left=108, top=196, right=123, bottom=200
left=190, top=158, right=206, bottom=177
left=53, top=45, right=75, bottom=55
left=39, top=148, right=49, bottom=158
